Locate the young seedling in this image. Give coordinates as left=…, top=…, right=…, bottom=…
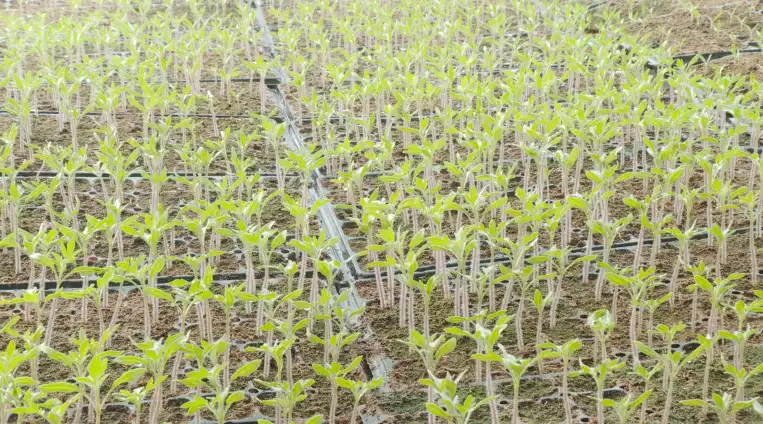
left=532, top=289, right=553, bottom=372
left=10, top=390, right=70, bottom=424
left=34, top=236, right=81, bottom=346
left=690, top=272, right=743, bottom=404
left=588, top=214, right=633, bottom=301
left=630, top=362, right=664, bottom=424
left=254, top=287, right=309, bottom=385
left=538, top=339, right=583, bottom=424
left=447, top=310, right=511, bottom=423
left=337, top=376, right=385, bottom=424
left=115, top=255, right=165, bottom=339
left=180, top=360, right=262, bottom=424
left=290, top=230, right=339, bottom=308
left=605, top=266, right=657, bottom=363
left=641, top=292, right=674, bottom=348
left=114, top=379, right=158, bottom=424
left=0, top=339, right=37, bottom=424
left=573, top=358, right=625, bottom=424
left=428, top=226, right=477, bottom=318
left=399, top=331, right=457, bottom=424
left=637, top=330, right=709, bottom=424
left=14, top=392, right=79, bottom=424
left=588, top=309, right=615, bottom=362
left=19, top=326, right=44, bottom=384
left=212, top=283, right=245, bottom=386
left=602, top=390, right=653, bottom=424
left=53, top=355, right=145, bottom=424
left=419, top=371, right=496, bottom=424
left=681, top=392, right=757, bottom=424
left=257, top=379, right=317, bottom=424
left=41, top=327, right=117, bottom=423
left=721, top=357, right=763, bottom=419
left=313, top=356, right=364, bottom=424
left=116, top=333, right=188, bottom=424
left=498, top=347, right=542, bottom=424
left=540, top=247, right=597, bottom=328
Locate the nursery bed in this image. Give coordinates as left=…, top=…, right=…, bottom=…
left=4, top=0, right=763, bottom=423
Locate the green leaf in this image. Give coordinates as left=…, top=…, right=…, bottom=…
left=533, top=289, right=543, bottom=309
left=732, top=400, right=755, bottom=413
left=226, top=391, right=246, bottom=407
left=444, top=327, right=471, bottom=338
left=435, top=338, right=457, bottom=361
left=368, top=376, right=385, bottom=389
left=526, top=256, right=548, bottom=265
left=181, top=396, right=208, bottom=414
left=693, top=275, right=712, bottom=292
left=232, top=360, right=262, bottom=381
left=61, top=290, right=88, bottom=300
left=680, top=399, right=709, bottom=408
left=344, top=356, right=363, bottom=375
left=473, top=352, right=502, bottom=362
left=71, top=266, right=101, bottom=275
left=40, top=382, right=80, bottom=394
left=312, top=363, right=330, bottom=377
left=88, top=356, right=108, bottom=379
left=336, top=377, right=356, bottom=390
left=605, top=272, right=630, bottom=288
left=680, top=341, right=708, bottom=366
left=425, top=403, right=451, bottom=419
left=112, top=368, right=146, bottom=389
left=305, top=415, right=323, bottom=424
left=115, top=355, right=145, bottom=366
left=752, top=400, right=763, bottom=416
left=145, top=287, right=173, bottom=302
left=150, top=256, right=166, bottom=276
left=635, top=342, right=660, bottom=360
left=632, top=390, right=652, bottom=408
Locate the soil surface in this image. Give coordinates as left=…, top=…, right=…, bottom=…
left=596, top=0, right=763, bottom=55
